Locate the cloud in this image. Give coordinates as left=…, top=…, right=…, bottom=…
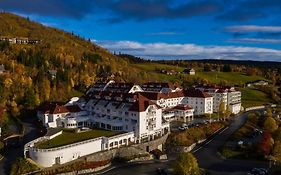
left=95, top=40, right=281, bottom=62
left=228, top=38, right=281, bottom=44
left=225, top=25, right=281, bottom=33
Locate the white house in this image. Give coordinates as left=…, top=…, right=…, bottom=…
left=182, top=89, right=213, bottom=115
left=195, top=86, right=241, bottom=114
left=141, top=91, right=184, bottom=109
left=85, top=92, right=169, bottom=143
left=37, top=103, right=87, bottom=128
left=183, top=68, right=195, bottom=75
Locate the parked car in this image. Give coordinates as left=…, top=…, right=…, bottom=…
left=178, top=123, right=189, bottom=131
left=156, top=168, right=169, bottom=175
left=247, top=168, right=268, bottom=175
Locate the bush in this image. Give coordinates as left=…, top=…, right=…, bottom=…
left=10, top=158, right=39, bottom=175
left=258, top=132, right=274, bottom=156
left=150, top=149, right=164, bottom=159
left=173, top=153, right=199, bottom=175
left=166, top=122, right=225, bottom=147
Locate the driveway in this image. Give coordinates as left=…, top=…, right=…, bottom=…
left=0, top=117, right=40, bottom=175
left=101, top=110, right=269, bottom=175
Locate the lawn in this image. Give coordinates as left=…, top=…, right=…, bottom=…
left=133, top=63, right=184, bottom=72
left=240, top=87, right=273, bottom=108
left=36, top=129, right=119, bottom=149
left=133, top=63, right=268, bottom=86
left=194, top=72, right=267, bottom=85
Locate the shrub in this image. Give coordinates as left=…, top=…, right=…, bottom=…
left=258, top=132, right=274, bottom=156
left=10, top=158, right=39, bottom=175
left=173, top=153, right=199, bottom=175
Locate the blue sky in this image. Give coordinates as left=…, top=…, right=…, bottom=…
left=1, top=0, right=281, bottom=61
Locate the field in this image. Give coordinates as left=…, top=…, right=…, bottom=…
left=36, top=129, right=119, bottom=149
left=133, top=63, right=268, bottom=85
left=240, top=87, right=273, bottom=108
left=193, top=72, right=267, bottom=85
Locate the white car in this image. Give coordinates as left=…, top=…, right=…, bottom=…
left=178, top=124, right=189, bottom=131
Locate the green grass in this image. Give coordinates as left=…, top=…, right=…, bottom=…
left=240, top=87, right=273, bottom=108
left=194, top=72, right=267, bottom=85
left=220, top=147, right=245, bottom=158
left=36, top=129, right=119, bottom=149
left=133, top=63, right=268, bottom=85
left=133, top=63, right=184, bottom=72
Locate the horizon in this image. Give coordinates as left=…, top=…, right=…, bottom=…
left=1, top=0, right=281, bottom=62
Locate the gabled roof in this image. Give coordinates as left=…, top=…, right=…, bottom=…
left=140, top=91, right=184, bottom=100
left=173, top=104, right=194, bottom=111
left=129, top=93, right=160, bottom=112
left=141, top=82, right=182, bottom=92
left=184, top=88, right=212, bottom=98
left=38, top=102, right=81, bottom=114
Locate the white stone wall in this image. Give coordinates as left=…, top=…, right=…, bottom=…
left=25, top=132, right=135, bottom=167
left=28, top=137, right=103, bottom=167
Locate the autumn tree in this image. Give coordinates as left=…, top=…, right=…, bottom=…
left=263, top=117, right=278, bottom=133
left=258, top=132, right=274, bottom=156
left=225, top=105, right=232, bottom=119
left=173, top=153, right=199, bottom=175
left=218, top=101, right=226, bottom=120
left=273, top=141, right=281, bottom=161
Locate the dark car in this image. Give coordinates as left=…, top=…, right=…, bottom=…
left=156, top=168, right=169, bottom=175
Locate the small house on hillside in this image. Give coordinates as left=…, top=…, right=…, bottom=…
left=247, top=80, right=268, bottom=87
left=183, top=68, right=195, bottom=75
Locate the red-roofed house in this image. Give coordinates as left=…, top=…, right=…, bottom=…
left=182, top=89, right=213, bottom=115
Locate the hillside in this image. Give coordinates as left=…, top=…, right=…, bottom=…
left=0, top=12, right=278, bottom=122
left=0, top=13, right=142, bottom=136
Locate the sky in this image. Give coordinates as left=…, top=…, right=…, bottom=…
left=1, top=0, right=281, bottom=62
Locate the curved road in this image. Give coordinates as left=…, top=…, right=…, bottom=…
left=0, top=117, right=39, bottom=175
left=192, top=110, right=268, bottom=175
left=101, top=110, right=268, bottom=175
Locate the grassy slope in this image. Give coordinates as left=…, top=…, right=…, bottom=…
left=36, top=129, right=119, bottom=149
left=240, top=87, right=273, bottom=108
left=194, top=72, right=267, bottom=85
left=134, top=63, right=267, bottom=85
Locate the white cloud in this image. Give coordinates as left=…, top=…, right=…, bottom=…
left=95, top=40, right=281, bottom=61
left=228, top=38, right=281, bottom=44
left=225, top=25, right=281, bottom=33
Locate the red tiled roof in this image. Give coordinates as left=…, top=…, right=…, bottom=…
left=141, top=82, right=182, bottom=91
left=140, top=91, right=184, bottom=100
left=173, top=104, right=193, bottom=111
left=38, top=103, right=81, bottom=114
left=129, top=94, right=160, bottom=112
left=184, top=88, right=212, bottom=98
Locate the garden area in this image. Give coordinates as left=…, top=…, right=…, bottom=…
left=35, top=129, right=119, bottom=149
left=220, top=108, right=281, bottom=163
left=166, top=122, right=226, bottom=147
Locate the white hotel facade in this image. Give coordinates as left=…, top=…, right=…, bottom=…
left=26, top=81, right=241, bottom=167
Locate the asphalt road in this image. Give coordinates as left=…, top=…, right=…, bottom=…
left=101, top=110, right=268, bottom=175
left=0, top=117, right=39, bottom=175
left=192, top=111, right=268, bottom=174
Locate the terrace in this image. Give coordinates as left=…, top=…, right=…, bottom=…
left=35, top=129, right=120, bottom=149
